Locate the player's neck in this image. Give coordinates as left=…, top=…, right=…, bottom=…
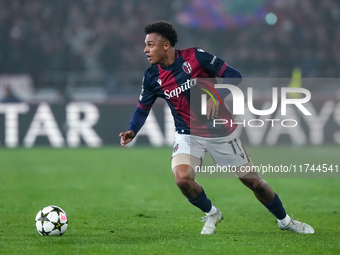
left=161, top=48, right=176, bottom=67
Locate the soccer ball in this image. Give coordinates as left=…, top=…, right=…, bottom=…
left=35, top=205, right=68, bottom=236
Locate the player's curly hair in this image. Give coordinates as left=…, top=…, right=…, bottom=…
left=144, top=20, right=178, bottom=47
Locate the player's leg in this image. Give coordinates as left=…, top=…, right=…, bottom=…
left=171, top=132, right=223, bottom=234
left=208, top=135, right=314, bottom=234
left=238, top=160, right=314, bottom=233
left=171, top=133, right=211, bottom=203
left=172, top=154, right=202, bottom=199
left=238, top=161, right=275, bottom=204
left=171, top=154, right=223, bottom=234
left=171, top=154, right=217, bottom=213
left=238, top=163, right=288, bottom=221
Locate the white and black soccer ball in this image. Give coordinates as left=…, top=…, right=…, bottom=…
left=35, top=205, right=68, bottom=236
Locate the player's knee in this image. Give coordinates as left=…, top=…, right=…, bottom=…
left=172, top=154, right=200, bottom=192
left=173, top=167, right=192, bottom=189
left=249, top=179, right=267, bottom=193
left=175, top=176, right=192, bottom=190
left=242, top=177, right=266, bottom=193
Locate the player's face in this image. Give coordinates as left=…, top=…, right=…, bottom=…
left=144, top=33, right=170, bottom=65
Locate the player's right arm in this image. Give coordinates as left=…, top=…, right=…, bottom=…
left=119, top=106, right=150, bottom=147
left=119, top=72, right=156, bottom=147
left=119, top=130, right=135, bottom=148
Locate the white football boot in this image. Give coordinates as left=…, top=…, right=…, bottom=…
left=278, top=218, right=315, bottom=234
left=200, top=208, right=223, bottom=234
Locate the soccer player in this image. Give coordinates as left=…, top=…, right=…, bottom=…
left=119, top=21, right=314, bottom=235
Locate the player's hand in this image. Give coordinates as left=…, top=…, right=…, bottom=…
left=119, top=130, right=135, bottom=148
left=206, top=97, right=219, bottom=119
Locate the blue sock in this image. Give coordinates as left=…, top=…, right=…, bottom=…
left=188, top=189, right=212, bottom=213
left=264, top=193, right=287, bottom=220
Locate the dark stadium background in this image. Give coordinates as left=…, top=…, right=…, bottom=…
left=0, top=0, right=339, bottom=147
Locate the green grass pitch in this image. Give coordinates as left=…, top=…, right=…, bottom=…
left=0, top=146, right=339, bottom=254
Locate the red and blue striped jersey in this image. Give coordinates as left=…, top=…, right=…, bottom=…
left=128, top=47, right=241, bottom=137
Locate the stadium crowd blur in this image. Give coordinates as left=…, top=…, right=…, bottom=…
left=0, top=0, right=339, bottom=99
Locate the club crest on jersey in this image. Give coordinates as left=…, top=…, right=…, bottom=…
left=182, top=62, right=192, bottom=74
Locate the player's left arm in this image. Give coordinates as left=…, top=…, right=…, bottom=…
left=195, top=48, right=242, bottom=100
left=195, top=48, right=242, bottom=118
